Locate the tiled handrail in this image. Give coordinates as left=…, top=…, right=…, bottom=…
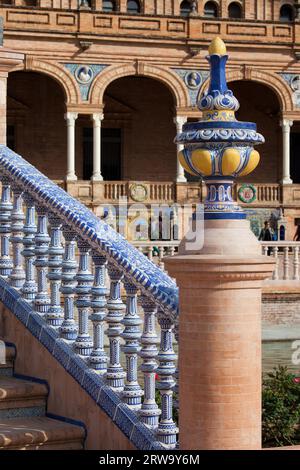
left=0, top=146, right=179, bottom=449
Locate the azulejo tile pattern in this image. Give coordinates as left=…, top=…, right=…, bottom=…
left=279, top=72, right=300, bottom=107
left=0, top=279, right=164, bottom=450
left=0, top=146, right=178, bottom=319
left=64, top=63, right=108, bottom=101
left=173, top=68, right=209, bottom=106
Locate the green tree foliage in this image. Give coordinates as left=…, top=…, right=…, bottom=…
left=262, top=366, right=300, bottom=446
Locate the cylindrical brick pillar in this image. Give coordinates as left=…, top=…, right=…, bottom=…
left=164, top=219, right=275, bottom=450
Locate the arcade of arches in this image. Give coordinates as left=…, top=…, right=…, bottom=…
left=6, top=71, right=299, bottom=186
left=7, top=72, right=177, bottom=182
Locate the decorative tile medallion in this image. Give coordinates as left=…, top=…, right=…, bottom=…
left=64, top=63, right=108, bottom=101
left=173, top=68, right=209, bottom=106
left=129, top=183, right=148, bottom=202
left=238, top=184, right=257, bottom=204
left=279, top=73, right=300, bottom=107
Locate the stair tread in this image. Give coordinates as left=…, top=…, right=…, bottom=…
left=0, top=377, right=47, bottom=403
left=0, top=416, right=85, bottom=449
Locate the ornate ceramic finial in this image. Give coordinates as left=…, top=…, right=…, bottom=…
left=175, top=37, right=265, bottom=220
left=208, top=37, right=227, bottom=55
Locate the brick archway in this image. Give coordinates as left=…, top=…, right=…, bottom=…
left=89, top=62, right=190, bottom=108
left=12, top=58, right=81, bottom=106
left=197, top=67, right=293, bottom=112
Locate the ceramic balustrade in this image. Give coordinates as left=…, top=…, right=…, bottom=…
left=0, top=155, right=179, bottom=450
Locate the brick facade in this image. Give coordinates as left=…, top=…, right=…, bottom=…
left=2, top=1, right=300, bottom=229
left=263, top=292, right=300, bottom=324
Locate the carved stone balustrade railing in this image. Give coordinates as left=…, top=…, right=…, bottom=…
left=261, top=241, right=300, bottom=281
left=133, top=240, right=300, bottom=282
left=0, top=146, right=179, bottom=450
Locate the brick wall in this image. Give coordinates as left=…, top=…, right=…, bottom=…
left=104, top=76, right=176, bottom=182
left=262, top=293, right=300, bottom=324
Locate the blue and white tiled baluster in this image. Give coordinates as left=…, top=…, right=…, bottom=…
left=46, top=213, right=64, bottom=328
left=0, top=177, right=13, bottom=278
left=88, top=251, right=108, bottom=373
left=34, top=206, right=50, bottom=315
left=105, top=264, right=126, bottom=391
left=121, top=280, right=143, bottom=409
left=9, top=185, right=25, bottom=288
left=173, top=321, right=179, bottom=414
left=59, top=227, right=78, bottom=341
left=21, top=194, right=37, bottom=303
left=156, top=311, right=178, bottom=449
left=74, top=238, right=93, bottom=356
left=138, top=296, right=161, bottom=428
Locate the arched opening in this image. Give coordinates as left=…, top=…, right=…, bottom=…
left=180, top=0, right=192, bottom=17
left=280, top=4, right=294, bottom=22
left=88, top=76, right=176, bottom=181
left=102, top=0, right=116, bottom=12
left=127, top=0, right=140, bottom=14
left=203, top=1, right=218, bottom=18
left=228, top=2, right=242, bottom=18
left=229, top=80, right=281, bottom=183
left=7, top=71, right=67, bottom=179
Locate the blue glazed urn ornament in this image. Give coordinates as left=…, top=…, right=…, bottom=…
left=175, top=37, right=264, bottom=219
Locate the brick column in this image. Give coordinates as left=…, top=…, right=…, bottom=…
left=119, top=0, right=128, bottom=13
left=164, top=219, right=275, bottom=450
left=0, top=49, right=24, bottom=145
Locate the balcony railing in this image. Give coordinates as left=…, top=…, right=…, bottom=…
left=0, top=6, right=296, bottom=46
left=60, top=179, right=286, bottom=207
left=132, top=240, right=300, bottom=284
left=261, top=241, right=300, bottom=282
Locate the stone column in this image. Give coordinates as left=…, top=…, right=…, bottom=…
left=174, top=116, right=187, bottom=183
left=280, top=119, right=293, bottom=185
left=0, top=49, right=24, bottom=145
left=64, top=112, right=78, bottom=181
left=164, top=220, right=274, bottom=450
left=91, top=113, right=104, bottom=181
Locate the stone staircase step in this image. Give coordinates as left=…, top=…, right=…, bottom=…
left=0, top=377, right=47, bottom=418
left=0, top=416, right=85, bottom=450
